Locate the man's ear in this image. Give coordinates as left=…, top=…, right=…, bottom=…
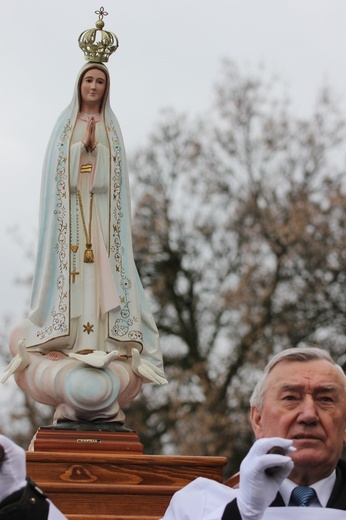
left=343, top=418, right=346, bottom=446
left=250, top=405, right=264, bottom=439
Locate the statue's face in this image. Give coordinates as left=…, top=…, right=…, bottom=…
left=80, top=68, right=107, bottom=111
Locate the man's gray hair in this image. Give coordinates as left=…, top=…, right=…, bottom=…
left=250, top=346, right=346, bottom=410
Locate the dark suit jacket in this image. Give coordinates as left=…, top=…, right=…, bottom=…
left=0, top=478, right=49, bottom=520
left=222, top=459, right=346, bottom=519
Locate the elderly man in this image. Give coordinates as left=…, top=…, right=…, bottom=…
left=162, top=347, right=346, bottom=519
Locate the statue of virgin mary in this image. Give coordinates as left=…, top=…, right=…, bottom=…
left=3, top=10, right=167, bottom=423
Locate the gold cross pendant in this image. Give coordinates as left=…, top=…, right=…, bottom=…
left=71, top=270, right=80, bottom=283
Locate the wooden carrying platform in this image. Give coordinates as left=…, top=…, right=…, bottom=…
left=26, top=426, right=227, bottom=520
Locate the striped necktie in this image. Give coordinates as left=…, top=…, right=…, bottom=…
left=291, top=486, right=317, bottom=507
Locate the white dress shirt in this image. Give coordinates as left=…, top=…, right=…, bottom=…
left=279, top=472, right=336, bottom=507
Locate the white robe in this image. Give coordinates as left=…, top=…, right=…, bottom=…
left=161, top=477, right=346, bottom=520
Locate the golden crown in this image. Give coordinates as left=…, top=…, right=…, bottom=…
left=78, top=7, right=119, bottom=63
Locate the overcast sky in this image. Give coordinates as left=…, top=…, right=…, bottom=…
left=1, top=0, right=346, bottom=325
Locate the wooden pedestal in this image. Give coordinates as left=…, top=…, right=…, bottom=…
left=26, top=427, right=227, bottom=520
left=29, top=425, right=144, bottom=454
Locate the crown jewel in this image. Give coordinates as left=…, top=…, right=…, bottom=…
left=78, top=7, right=119, bottom=63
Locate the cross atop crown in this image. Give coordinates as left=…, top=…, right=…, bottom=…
left=78, top=7, right=119, bottom=63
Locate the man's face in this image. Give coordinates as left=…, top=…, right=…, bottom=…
left=251, top=359, right=346, bottom=484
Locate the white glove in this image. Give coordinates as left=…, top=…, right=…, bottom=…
left=237, top=437, right=295, bottom=520
left=0, top=434, right=27, bottom=503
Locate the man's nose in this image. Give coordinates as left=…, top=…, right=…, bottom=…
left=297, top=396, right=319, bottom=423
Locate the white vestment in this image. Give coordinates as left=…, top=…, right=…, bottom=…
left=161, top=477, right=346, bottom=520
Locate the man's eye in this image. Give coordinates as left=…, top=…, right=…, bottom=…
left=282, top=395, right=296, bottom=401
left=319, top=396, right=333, bottom=402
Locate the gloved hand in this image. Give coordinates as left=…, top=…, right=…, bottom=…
left=237, top=437, right=295, bottom=520
left=0, top=434, right=27, bottom=503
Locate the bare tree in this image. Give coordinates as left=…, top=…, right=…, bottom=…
left=125, top=60, right=346, bottom=476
